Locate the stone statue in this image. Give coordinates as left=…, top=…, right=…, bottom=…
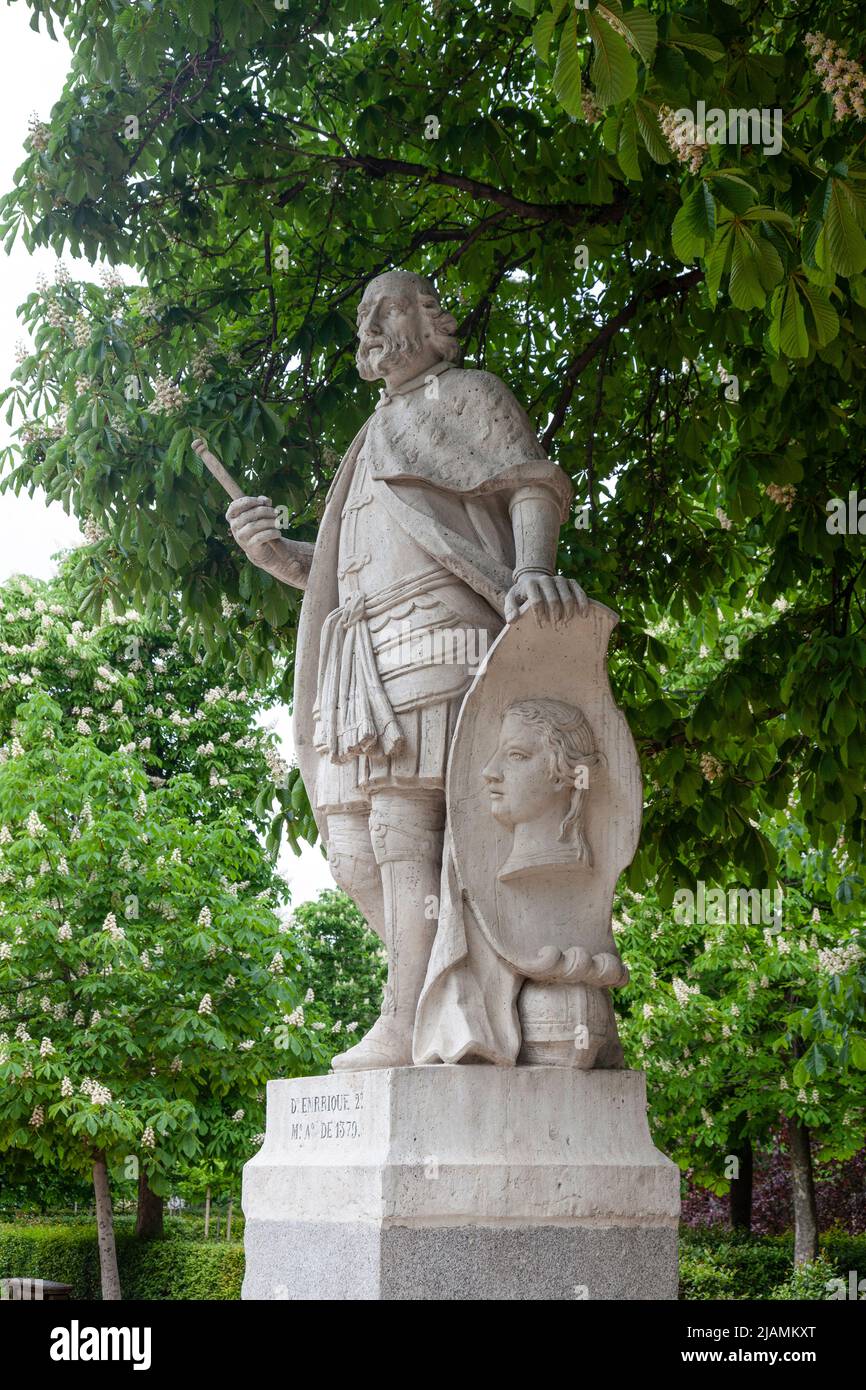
left=219, top=268, right=592, bottom=1070
left=234, top=273, right=680, bottom=1302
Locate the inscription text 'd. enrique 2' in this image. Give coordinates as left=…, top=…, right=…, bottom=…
left=288, top=1089, right=364, bottom=1142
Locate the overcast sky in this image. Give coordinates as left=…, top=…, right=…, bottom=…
left=0, top=5, right=334, bottom=906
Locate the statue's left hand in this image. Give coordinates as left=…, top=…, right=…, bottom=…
left=504, top=571, right=589, bottom=626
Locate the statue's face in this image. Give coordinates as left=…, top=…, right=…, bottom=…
left=356, top=289, right=425, bottom=380
left=482, top=712, right=567, bottom=830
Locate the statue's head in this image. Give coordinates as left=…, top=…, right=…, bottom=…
left=355, top=270, right=459, bottom=382
left=482, top=698, right=601, bottom=867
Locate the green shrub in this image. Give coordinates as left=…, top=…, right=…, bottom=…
left=770, top=1256, right=838, bottom=1300
left=679, top=1229, right=792, bottom=1299
left=678, top=1251, right=740, bottom=1300
left=679, top=1228, right=866, bottom=1300
left=820, top=1228, right=866, bottom=1281
left=0, top=1224, right=243, bottom=1300
left=0, top=1224, right=101, bottom=1298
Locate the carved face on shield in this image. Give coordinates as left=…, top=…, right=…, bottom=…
left=482, top=698, right=601, bottom=881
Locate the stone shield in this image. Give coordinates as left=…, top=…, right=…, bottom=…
left=446, top=601, right=642, bottom=972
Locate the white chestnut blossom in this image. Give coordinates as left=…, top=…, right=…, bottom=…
left=80, top=1077, right=112, bottom=1106
left=147, top=373, right=185, bottom=414
left=805, top=32, right=866, bottom=120
left=672, top=977, right=699, bottom=1007
left=659, top=104, right=708, bottom=173
left=818, top=942, right=864, bottom=976
left=102, top=912, right=125, bottom=942
left=699, top=753, right=723, bottom=782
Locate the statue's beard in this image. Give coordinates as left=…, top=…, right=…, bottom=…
left=356, top=331, right=425, bottom=381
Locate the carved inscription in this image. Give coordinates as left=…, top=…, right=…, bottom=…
left=288, top=1088, right=364, bottom=1142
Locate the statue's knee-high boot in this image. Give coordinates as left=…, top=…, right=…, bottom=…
left=325, top=810, right=385, bottom=944
left=331, top=791, right=444, bottom=1071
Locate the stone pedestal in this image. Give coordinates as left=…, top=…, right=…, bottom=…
left=242, top=1066, right=679, bottom=1300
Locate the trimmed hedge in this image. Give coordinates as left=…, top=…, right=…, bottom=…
left=0, top=1224, right=243, bottom=1300
left=680, top=1228, right=866, bottom=1300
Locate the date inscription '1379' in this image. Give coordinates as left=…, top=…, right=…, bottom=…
left=288, top=1089, right=364, bottom=1142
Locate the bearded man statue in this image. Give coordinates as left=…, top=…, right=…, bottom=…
left=224, top=269, right=586, bottom=1069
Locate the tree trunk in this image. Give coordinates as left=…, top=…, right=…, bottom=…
left=92, top=1151, right=122, bottom=1300
left=789, top=1119, right=819, bottom=1265
left=135, top=1169, right=164, bottom=1239
left=729, top=1137, right=753, bottom=1232
left=204, top=1185, right=211, bottom=1239
left=226, top=1197, right=233, bottom=1242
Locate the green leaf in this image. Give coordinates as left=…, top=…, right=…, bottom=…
left=707, top=174, right=757, bottom=216
left=770, top=280, right=809, bottom=358
left=617, top=106, right=642, bottom=181
left=798, top=280, right=839, bottom=348
left=532, top=10, right=556, bottom=66
left=188, top=0, right=212, bottom=38
left=825, top=179, right=866, bottom=277
left=553, top=13, right=583, bottom=118
left=635, top=99, right=671, bottom=164
left=671, top=183, right=715, bottom=263
left=740, top=206, right=794, bottom=228
left=704, top=227, right=733, bottom=305
left=65, top=170, right=87, bottom=205
left=617, top=7, right=657, bottom=66
left=667, top=30, right=726, bottom=62
left=259, top=402, right=285, bottom=444
left=587, top=156, right=613, bottom=203
left=587, top=10, right=637, bottom=108
left=729, top=232, right=767, bottom=309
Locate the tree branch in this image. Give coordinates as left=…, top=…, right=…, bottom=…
left=276, top=148, right=628, bottom=229
left=541, top=268, right=704, bottom=450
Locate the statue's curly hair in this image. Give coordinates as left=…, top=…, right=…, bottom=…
left=415, top=289, right=460, bottom=362
left=506, top=698, right=603, bottom=860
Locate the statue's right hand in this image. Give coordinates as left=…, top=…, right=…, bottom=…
left=226, top=495, right=282, bottom=562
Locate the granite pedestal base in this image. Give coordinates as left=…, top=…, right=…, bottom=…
left=242, top=1066, right=679, bottom=1301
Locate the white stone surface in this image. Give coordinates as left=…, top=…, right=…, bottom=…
left=242, top=1066, right=679, bottom=1299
